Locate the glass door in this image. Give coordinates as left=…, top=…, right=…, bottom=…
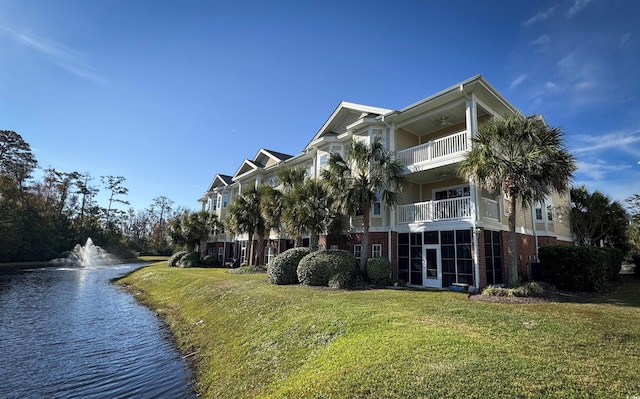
left=422, top=245, right=442, bottom=288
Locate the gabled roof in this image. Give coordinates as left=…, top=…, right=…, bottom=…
left=252, top=149, right=294, bottom=171
left=262, top=149, right=294, bottom=162
left=305, top=101, right=393, bottom=149
left=232, top=159, right=260, bottom=180
left=206, top=174, right=234, bottom=192
left=385, top=75, right=517, bottom=124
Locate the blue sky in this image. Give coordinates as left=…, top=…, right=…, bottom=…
left=1, top=0, right=639, bottom=213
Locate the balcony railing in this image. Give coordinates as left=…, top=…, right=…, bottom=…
left=397, top=130, right=468, bottom=172
left=398, top=197, right=472, bottom=224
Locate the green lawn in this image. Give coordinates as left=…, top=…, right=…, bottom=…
left=117, top=263, right=640, bottom=398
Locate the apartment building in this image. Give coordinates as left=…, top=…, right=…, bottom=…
left=199, top=75, right=572, bottom=289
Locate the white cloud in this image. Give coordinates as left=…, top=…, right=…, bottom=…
left=530, top=35, right=551, bottom=46
left=544, top=81, right=559, bottom=91
left=572, top=130, right=640, bottom=154
left=509, top=74, right=527, bottom=89
left=0, top=26, right=105, bottom=83
left=576, top=159, right=631, bottom=180
left=567, top=0, right=593, bottom=18
left=523, top=7, right=556, bottom=26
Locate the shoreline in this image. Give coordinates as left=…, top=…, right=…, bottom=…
left=0, top=257, right=167, bottom=271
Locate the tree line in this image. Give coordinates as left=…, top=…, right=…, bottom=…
left=0, top=130, right=186, bottom=262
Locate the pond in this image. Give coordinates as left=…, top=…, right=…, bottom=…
left=0, top=263, right=195, bottom=398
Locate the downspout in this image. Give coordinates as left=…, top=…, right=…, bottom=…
left=461, top=84, right=481, bottom=291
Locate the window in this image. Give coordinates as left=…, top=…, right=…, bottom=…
left=319, top=153, right=329, bottom=169
left=330, top=245, right=338, bottom=250
left=373, top=191, right=381, bottom=216
left=216, top=195, right=222, bottom=210
left=218, top=247, right=224, bottom=262
left=535, top=207, right=543, bottom=221
left=222, top=193, right=230, bottom=208
left=434, top=186, right=470, bottom=200
left=268, top=176, right=279, bottom=187
left=264, top=247, right=275, bottom=265
left=318, top=245, right=325, bottom=251
left=354, top=244, right=362, bottom=264
left=535, top=198, right=554, bottom=222
left=372, top=244, right=382, bottom=258
left=503, top=194, right=510, bottom=216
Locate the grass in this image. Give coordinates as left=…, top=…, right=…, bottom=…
left=117, top=263, right=640, bottom=398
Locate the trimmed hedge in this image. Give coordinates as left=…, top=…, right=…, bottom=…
left=539, top=246, right=623, bottom=291
left=201, top=254, right=217, bottom=267
left=267, top=247, right=311, bottom=285
left=297, top=250, right=357, bottom=288
left=366, top=257, right=391, bottom=286
left=168, top=251, right=188, bottom=267
left=178, top=251, right=200, bottom=268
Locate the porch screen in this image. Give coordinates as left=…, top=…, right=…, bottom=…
left=441, top=230, right=473, bottom=287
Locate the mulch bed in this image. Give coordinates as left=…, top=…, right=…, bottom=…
left=468, top=286, right=611, bottom=304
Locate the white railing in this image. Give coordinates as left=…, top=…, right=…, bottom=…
left=397, top=130, right=468, bottom=170
left=480, top=197, right=500, bottom=221
left=397, top=197, right=472, bottom=224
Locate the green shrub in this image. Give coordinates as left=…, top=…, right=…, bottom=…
left=227, top=265, right=267, bottom=274
left=539, top=246, right=622, bottom=291
left=632, top=253, right=640, bottom=279
left=201, top=254, right=217, bottom=267
left=297, top=250, right=356, bottom=288
left=168, top=251, right=187, bottom=267
left=178, top=251, right=200, bottom=268
left=602, top=247, right=624, bottom=280
left=267, top=247, right=310, bottom=285
left=366, top=257, right=391, bottom=286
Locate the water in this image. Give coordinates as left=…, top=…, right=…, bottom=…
left=0, top=264, right=196, bottom=399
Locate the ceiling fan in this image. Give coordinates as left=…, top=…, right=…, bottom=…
left=439, top=116, right=452, bottom=126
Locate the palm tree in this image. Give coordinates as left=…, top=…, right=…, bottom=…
left=322, top=139, right=405, bottom=271
left=225, top=186, right=265, bottom=265
left=168, top=211, right=217, bottom=253
left=458, top=113, right=576, bottom=286
left=277, top=166, right=308, bottom=247
left=277, top=166, right=333, bottom=250
left=299, top=178, right=333, bottom=251
left=570, top=185, right=628, bottom=248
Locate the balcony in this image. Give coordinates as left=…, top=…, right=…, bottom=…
left=397, top=130, right=468, bottom=173
left=398, top=197, right=472, bottom=224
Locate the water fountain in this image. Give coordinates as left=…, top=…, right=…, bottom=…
left=52, top=238, right=118, bottom=267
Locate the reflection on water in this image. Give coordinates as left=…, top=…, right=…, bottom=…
left=0, top=264, right=195, bottom=399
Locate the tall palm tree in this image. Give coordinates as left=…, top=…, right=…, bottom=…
left=277, top=167, right=308, bottom=247
left=322, top=139, right=405, bottom=271
left=225, top=186, right=265, bottom=265
left=458, top=113, right=576, bottom=286
left=168, top=211, right=217, bottom=253
left=277, top=166, right=332, bottom=249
